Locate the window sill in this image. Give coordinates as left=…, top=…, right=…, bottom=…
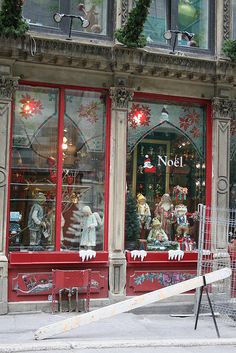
left=9, top=251, right=108, bottom=266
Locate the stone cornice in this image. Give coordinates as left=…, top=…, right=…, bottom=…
left=0, top=35, right=236, bottom=85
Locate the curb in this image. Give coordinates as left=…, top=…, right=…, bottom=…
left=0, top=338, right=236, bottom=352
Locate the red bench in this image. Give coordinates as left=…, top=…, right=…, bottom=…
left=51, top=269, right=91, bottom=313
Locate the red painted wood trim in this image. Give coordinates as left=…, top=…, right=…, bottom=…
left=126, top=251, right=198, bottom=263
left=205, top=103, right=212, bottom=207
left=6, top=100, right=14, bottom=254
left=19, top=80, right=107, bottom=93
left=9, top=251, right=109, bottom=265
left=103, top=96, right=111, bottom=251
left=134, top=92, right=209, bottom=105
left=55, top=88, right=64, bottom=251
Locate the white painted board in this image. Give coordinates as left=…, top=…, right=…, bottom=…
left=35, top=267, right=232, bottom=340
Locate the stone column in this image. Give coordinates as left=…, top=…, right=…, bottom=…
left=0, top=76, right=18, bottom=314
left=108, top=86, right=133, bottom=301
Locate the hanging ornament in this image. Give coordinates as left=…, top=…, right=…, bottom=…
left=19, top=94, right=43, bottom=118
left=67, top=175, right=74, bottom=194
left=128, top=104, right=151, bottom=128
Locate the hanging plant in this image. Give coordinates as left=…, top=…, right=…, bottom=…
left=222, top=40, right=236, bottom=61
left=0, top=0, right=29, bottom=37
left=115, top=0, right=151, bottom=48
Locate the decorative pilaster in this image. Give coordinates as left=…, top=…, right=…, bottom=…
left=108, top=85, right=134, bottom=300
left=211, top=97, right=235, bottom=250
left=223, top=0, right=231, bottom=41
left=0, top=75, right=18, bottom=314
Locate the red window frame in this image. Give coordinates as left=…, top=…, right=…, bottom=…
left=132, top=91, right=212, bottom=206
left=7, top=81, right=111, bottom=264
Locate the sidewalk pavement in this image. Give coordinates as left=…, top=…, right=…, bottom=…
left=0, top=309, right=236, bottom=352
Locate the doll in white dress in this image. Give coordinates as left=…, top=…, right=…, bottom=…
left=80, top=206, right=98, bottom=249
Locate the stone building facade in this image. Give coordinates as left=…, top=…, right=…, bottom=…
left=0, top=0, right=236, bottom=313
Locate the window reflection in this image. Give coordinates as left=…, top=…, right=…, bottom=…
left=61, top=90, right=106, bottom=251
left=10, top=86, right=58, bottom=252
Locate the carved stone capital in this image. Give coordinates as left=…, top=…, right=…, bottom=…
left=0, top=76, right=19, bottom=100
left=109, top=86, right=134, bottom=110
left=212, top=97, right=236, bottom=119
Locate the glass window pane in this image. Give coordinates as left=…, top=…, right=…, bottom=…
left=72, top=0, right=108, bottom=35
left=143, top=0, right=167, bottom=45
left=178, top=0, right=209, bottom=49
left=126, top=100, right=206, bottom=251
left=9, top=86, right=59, bottom=252
left=23, top=0, right=59, bottom=28
left=233, top=0, right=236, bottom=38
left=62, top=90, right=106, bottom=251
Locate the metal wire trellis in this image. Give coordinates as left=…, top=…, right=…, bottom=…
left=195, top=204, right=236, bottom=324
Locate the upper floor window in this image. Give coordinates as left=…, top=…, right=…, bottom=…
left=22, top=0, right=112, bottom=38
left=233, top=0, right=236, bottom=38
left=143, top=0, right=214, bottom=52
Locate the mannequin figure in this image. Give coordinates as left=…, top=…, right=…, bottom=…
left=155, top=193, right=174, bottom=238
left=28, top=192, right=47, bottom=246
left=80, top=206, right=98, bottom=249
left=136, top=193, right=151, bottom=238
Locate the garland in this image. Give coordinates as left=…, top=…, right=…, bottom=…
left=0, top=0, right=29, bottom=37
left=115, top=0, right=151, bottom=48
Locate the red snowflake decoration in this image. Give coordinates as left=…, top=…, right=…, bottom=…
left=190, top=126, right=201, bottom=138
left=179, top=116, right=191, bottom=130
left=78, top=101, right=99, bottom=123
left=128, top=104, right=151, bottom=129
left=19, top=94, right=43, bottom=118
left=187, top=109, right=199, bottom=125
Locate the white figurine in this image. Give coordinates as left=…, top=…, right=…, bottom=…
left=80, top=206, right=98, bottom=249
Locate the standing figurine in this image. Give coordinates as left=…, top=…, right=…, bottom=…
left=80, top=206, right=98, bottom=249
left=155, top=193, right=174, bottom=239
left=136, top=194, right=151, bottom=238
left=28, top=192, right=47, bottom=246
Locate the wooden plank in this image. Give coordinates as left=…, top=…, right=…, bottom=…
left=34, top=268, right=231, bottom=340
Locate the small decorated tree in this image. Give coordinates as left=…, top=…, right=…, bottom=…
left=0, top=0, right=29, bottom=37
left=125, top=191, right=140, bottom=249
left=115, top=0, right=151, bottom=48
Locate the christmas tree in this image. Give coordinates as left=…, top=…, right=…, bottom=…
left=125, top=192, right=140, bottom=249
left=115, top=0, right=151, bottom=48
left=0, top=0, right=29, bottom=37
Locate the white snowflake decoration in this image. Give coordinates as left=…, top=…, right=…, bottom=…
left=79, top=249, right=96, bottom=262
left=168, top=250, right=184, bottom=261
left=130, top=250, right=147, bottom=261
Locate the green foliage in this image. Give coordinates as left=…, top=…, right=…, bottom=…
left=115, top=0, right=151, bottom=48
left=125, top=192, right=140, bottom=242
left=0, top=0, right=29, bottom=37
left=222, top=40, right=236, bottom=61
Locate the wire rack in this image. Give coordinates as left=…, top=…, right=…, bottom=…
left=195, top=204, right=236, bottom=324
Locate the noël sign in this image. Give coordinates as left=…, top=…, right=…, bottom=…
left=157, top=155, right=183, bottom=167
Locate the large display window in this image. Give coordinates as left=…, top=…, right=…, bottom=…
left=126, top=98, right=207, bottom=252
left=9, top=85, right=108, bottom=253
